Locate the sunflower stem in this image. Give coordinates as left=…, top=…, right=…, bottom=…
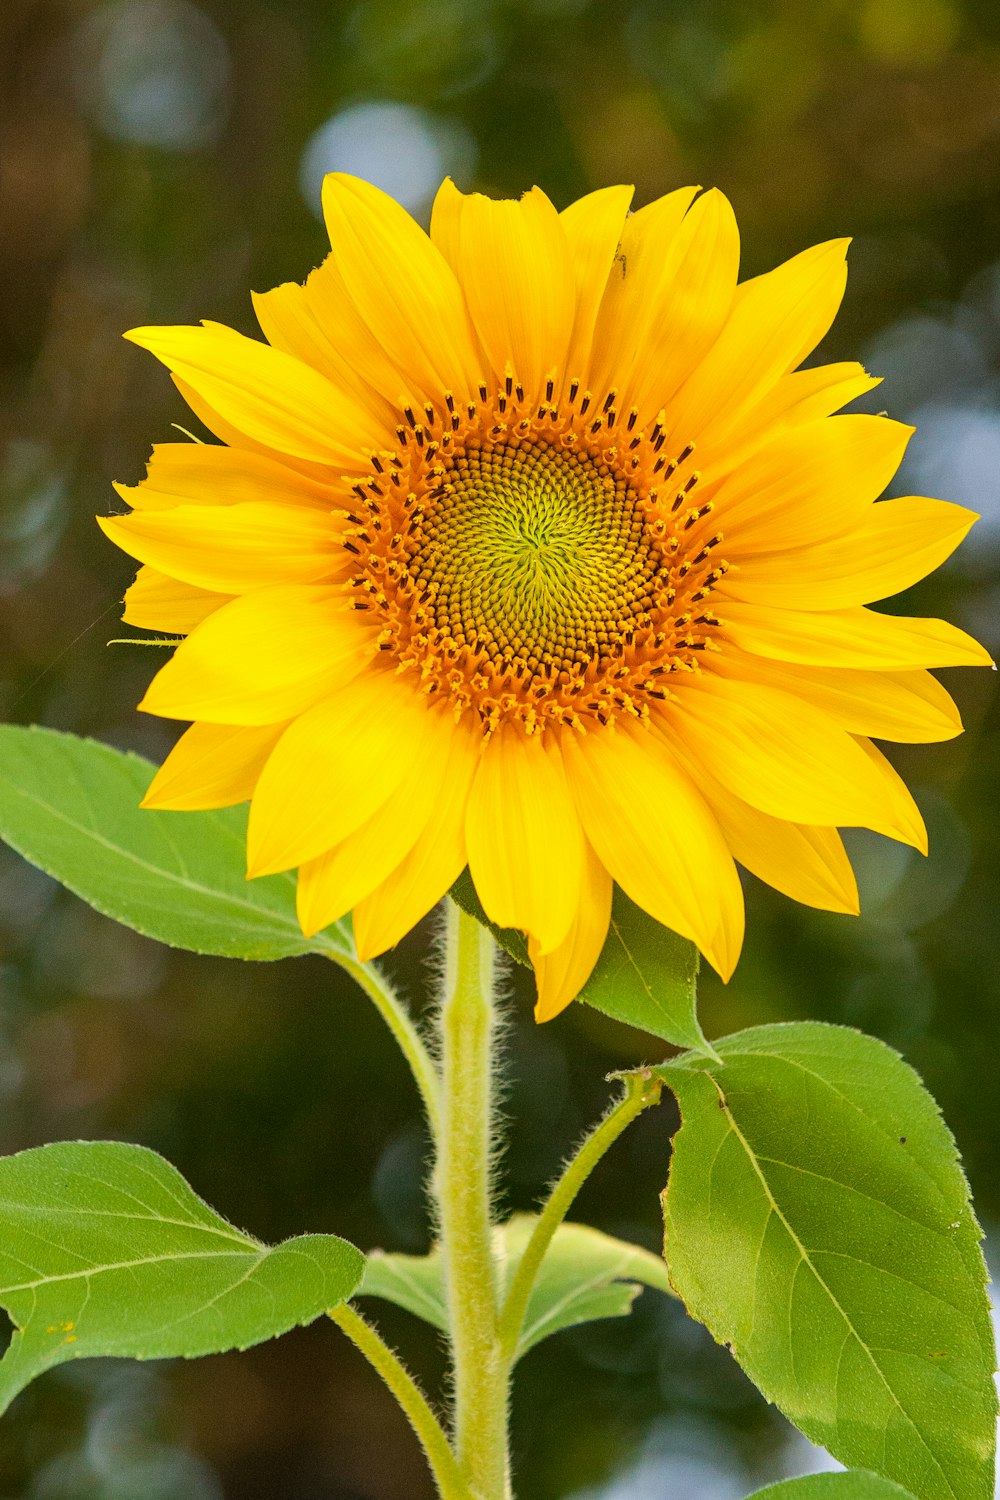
left=331, top=953, right=442, bottom=1138
left=497, top=1070, right=663, bottom=1365
left=329, top=1303, right=471, bottom=1500
left=435, top=898, right=510, bottom=1500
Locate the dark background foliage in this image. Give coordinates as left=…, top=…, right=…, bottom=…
left=1, top=0, right=999, bottom=1494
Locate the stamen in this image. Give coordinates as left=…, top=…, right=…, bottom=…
left=343, top=374, right=727, bottom=735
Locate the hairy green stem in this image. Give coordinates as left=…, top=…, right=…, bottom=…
left=331, top=953, right=442, bottom=1137
left=436, top=899, right=509, bottom=1499
left=329, top=1303, right=470, bottom=1499
left=498, top=1070, right=663, bottom=1363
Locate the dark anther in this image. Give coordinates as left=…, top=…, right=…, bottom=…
left=371, top=455, right=384, bottom=473
left=626, top=410, right=638, bottom=431
left=343, top=540, right=361, bottom=555
left=579, top=393, right=591, bottom=415
left=505, top=373, right=513, bottom=397
left=480, top=383, right=489, bottom=402
left=545, top=378, right=554, bottom=402
left=602, top=389, right=616, bottom=413
left=569, top=379, right=579, bottom=403
left=445, top=391, right=455, bottom=412
left=404, top=406, right=417, bottom=429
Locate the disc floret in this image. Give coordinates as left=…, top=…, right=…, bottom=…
left=343, top=375, right=728, bottom=736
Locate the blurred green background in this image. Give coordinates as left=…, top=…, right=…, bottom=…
left=1, top=0, right=999, bottom=1494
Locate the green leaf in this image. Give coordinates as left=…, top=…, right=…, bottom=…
left=580, top=885, right=713, bottom=1056
left=360, top=1214, right=672, bottom=1359
left=658, top=1023, right=997, bottom=1500
left=450, top=872, right=710, bottom=1055
left=0, top=1140, right=365, bottom=1413
left=0, top=726, right=351, bottom=961
left=448, top=868, right=529, bottom=965
left=749, top=1474, right=920, bottom=1500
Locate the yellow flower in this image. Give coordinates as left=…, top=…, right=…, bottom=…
left=100, top=176, right=990, bottom=1020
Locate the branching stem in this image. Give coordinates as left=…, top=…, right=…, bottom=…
left=331, top=953, right=442, bottom=1137
left=497, top=1070, right=663, bottom=1363
left=329, top=1303, right=470, bottom=1499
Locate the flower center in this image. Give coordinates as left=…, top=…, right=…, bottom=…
left=344, top=379, right=730, bottom=736
left=410, top=439, right=656, bottom=675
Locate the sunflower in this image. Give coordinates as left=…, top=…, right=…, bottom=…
left=100, top=175, right=989, bottom=1020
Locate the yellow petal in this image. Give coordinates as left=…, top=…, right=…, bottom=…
left=715, top=651, right=962, bottom=743
left=623, top=188, right=742, bottom=423
left=170, top=376, right=341, bottom=486
left=247, top=668, right=434, bottom=876
left=139, top=585, right=375, bottom=724
left=117, top=441, right=339, bottom=513
left=719, top=601, right=993, bottom=669
left=559, top=184, right=634, bottom=381
left=700, top=774, right=859, bottom=915
left=706, top=365, right=882, bottom=486
left=352, top=722, right=480, bottom=961
left=443, top=185, right=577, bottom=396
left=665, top=728, right=860, bottom=914
left=561, top=723, right=744, bottom=981
left=99, top=503, right=339, bottom=595
left=322, top=173, right=482, bottom=403
left=747, top=361, right=881, bottom=432
left=712, top=415, right=911, bottom=554
left=142, top=721, right=285, bottom=810
left=855, top=739, right=928, bottom=855
left=586, top=187, right=699, bottom=398
left=126, top=323, right=386, bottom=466
left=531, top=838, right=612, bottom=1022
left=122, top=566, right=231, bottom=633
left=722, top=496, right=979, bottom=610
left=295, top=705, right=475, bottom=938
left=251, top=280, right=398, bottom=431
left=668, top=675, right=925, bottom=848
left=466, top=729, right=585, bottom=955
left=429, top=177, right=464, bottom=269
left=664, top=238, right=850, bottom=455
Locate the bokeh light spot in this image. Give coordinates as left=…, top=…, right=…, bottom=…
left=74, top=0, right=231, bottom=151
left=298, top=100, right=477, bottom=221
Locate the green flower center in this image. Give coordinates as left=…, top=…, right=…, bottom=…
left=409, top=439, right=658, bottom=674
left=346, top=381, right=727, bottom=735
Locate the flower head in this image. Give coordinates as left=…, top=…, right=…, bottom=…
left=101, top=176, right=990, bottom=1019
